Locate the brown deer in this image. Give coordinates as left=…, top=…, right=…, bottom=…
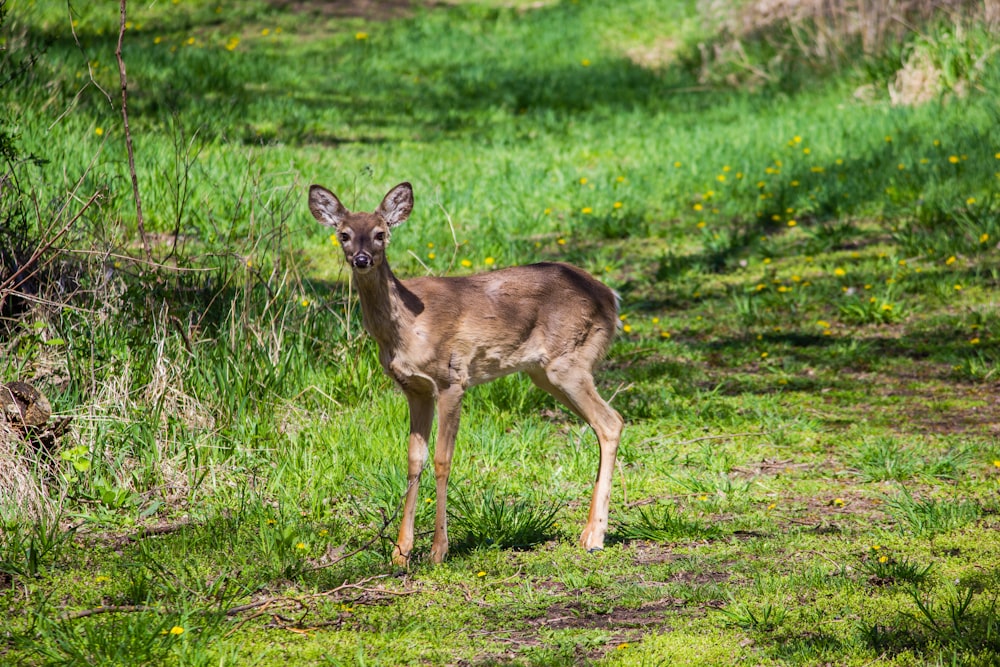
left=309, top=182, right=623, bottom=565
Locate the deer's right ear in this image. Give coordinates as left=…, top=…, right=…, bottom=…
left=377, top=182, right=414, bottom=228
left=309, top=185, right=348, bottom=228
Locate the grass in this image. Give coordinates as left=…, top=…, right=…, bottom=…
left=1, top=0, right=1000, bottom=665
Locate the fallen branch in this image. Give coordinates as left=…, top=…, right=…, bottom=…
left=60, top=604, right=161, bottom=621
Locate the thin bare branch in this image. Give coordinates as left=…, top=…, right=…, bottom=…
left=115, top=0, right=151, bottom=263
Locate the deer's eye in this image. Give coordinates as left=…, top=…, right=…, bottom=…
left=373, top=231, right=386, bottom=243
left=338, top=232, right=350, bottom=244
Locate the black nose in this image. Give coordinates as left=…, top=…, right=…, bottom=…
left=353, top=253, right=372, bottom=269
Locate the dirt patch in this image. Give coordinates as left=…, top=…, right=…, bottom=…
left=529, top=597, right=685, bottom=633
left=628, top=540, right=680, bottom=566
left=829, top=371, right=1000, bottom=436
left=730, top=459, right=815, bottom=478
left=266, top=0, right=414, bottom=20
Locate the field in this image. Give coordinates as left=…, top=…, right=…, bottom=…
left=1, top=0, right=1000, bottom=665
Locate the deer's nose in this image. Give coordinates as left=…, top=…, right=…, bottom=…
left=353, top=253, right=373, bottom=269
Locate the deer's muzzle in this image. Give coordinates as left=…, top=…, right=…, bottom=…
left=352, top=253, right=374, bottom=270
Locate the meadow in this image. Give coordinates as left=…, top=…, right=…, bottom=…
left=1, top=0, right=999, bottom=664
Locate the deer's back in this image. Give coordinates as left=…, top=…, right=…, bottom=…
left=395, top=262, right=618, bottom=385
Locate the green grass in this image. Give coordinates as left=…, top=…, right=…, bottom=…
left=2, top=0, right=1000, bottom=665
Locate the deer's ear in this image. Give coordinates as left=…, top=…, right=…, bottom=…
left=309, top=185, right=349, bottom=228
left=377, top=182, right=413, bottom=228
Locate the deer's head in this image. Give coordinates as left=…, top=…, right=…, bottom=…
left=309, top=182, right=414, bottom=274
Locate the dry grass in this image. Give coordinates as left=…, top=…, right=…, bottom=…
left=0, top=423, right=52, bottom=520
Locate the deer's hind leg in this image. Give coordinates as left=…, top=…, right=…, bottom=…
left=528, top=360, right=623, bottom=552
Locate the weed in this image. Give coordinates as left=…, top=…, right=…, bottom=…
left=859, top=548, right=934, bottom=586
left=884, top=489, right=981, bottom=537
left=448, top=486, right=561, bottom=552
left=852, top=437, right=920, bottom=482
left=907, top=585, right=1000, bottom=654
left=0, top=512, right=75, bottom=578
left=615, top=503, right=722, bottom=542
left=717, top=599, right=787, bottom=632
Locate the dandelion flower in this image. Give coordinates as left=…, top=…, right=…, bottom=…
left=579, top=177, right=588, bottom=185
left=980, top=233, right=990, bottom=243
left=692, top=203, right=703, bottom=212
left=817, top=320, right=830, bottom=329
left=318, top=529, right=329, bottom=537
left=427, top=252, right=436, bottom=260
left=557, top=238, right=566, bottom=245
left=616, top=175, right=625, bottom=182
left=970, top=337, right=980, bottom=345
left=477, top=571, right=486, bottom=577
left=787, top=220, right=797, bottom=227
left=660, top=331, right=671, bottom=339
left=484, top=257, right=495, bottom=266
left=580, top=58, right=591, bottom=67
left=613, top=201, right=622, bottom=209
left=832, top=498, right=845, bottom=507
left=967, top=197, right=976, bottom=206
left=300, top=298, right=310, bottom=307
left=95, top=127, right=104, bottom=136
left=946, top=255, right=956, bottom=265
left=761, top=352, right=769, bottom=359
left=95, top=575, right=111, bottom=583
left=543, top=207, right=552, bottom=215
left=949, top=155, right=960, bottom=164
left=834, top=267, right=846, bottom=277
left=460, top=259, right=472, bottom=268
left=261, top=28, right=270, bottom=36
left=581, top=207, right=593, bottom=214
left=879, top=555, right=889, bottom=564
left=355, top=31, right=368, bottom=40
left=169, top=626, right=185, bottom=636
left=622, top=324, right=632, bottom=333
left=954, top=284, right=963, bottom=291
left=673, top=161, right=682, bottom=168
left=296, top=542, right=306, bottom=550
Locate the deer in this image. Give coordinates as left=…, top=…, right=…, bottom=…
left=308, top=181, right=624, bottom=566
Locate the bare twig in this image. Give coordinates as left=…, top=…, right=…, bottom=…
left=0, top=190, right=101, bottom=311
left=115, top=0, right=151, bottom=263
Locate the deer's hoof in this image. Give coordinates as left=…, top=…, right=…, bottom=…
left=391, top=547, right=411, bottom=568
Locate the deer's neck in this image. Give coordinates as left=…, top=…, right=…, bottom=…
left=353, top=262, right=411, bottom=349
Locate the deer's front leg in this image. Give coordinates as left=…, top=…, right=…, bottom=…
left=393, top=391, right=434, bottom=567
left=430, top=385, right=464, bottom=564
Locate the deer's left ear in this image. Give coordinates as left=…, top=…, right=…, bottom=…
left=377, top=182, right=413, bottom=228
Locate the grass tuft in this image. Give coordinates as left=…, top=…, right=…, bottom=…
left=448, top=486, right=561, bottom=553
